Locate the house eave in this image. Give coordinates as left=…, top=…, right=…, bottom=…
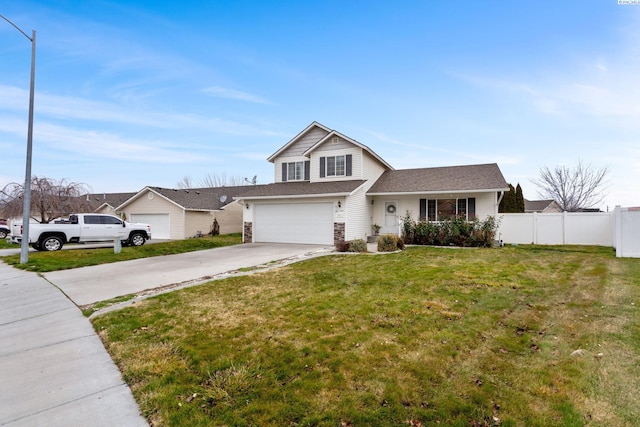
left=236, top=192, right=355, bottom=202
left=367, top=188, right=508, bottom=196
left=116, top=187, right=186, bottom=211
left=185, top=208, right=216, bottom=213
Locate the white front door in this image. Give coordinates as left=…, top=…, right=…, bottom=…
left=383, top=201, right=398, bottom=234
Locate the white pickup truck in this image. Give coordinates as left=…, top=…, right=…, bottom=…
left=10, top=213, right=152, bottom=251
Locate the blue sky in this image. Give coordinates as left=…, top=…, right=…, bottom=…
left=1, top=0, right=639, bottom=209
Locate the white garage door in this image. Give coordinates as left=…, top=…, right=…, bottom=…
left=130, top=214, right=171, bottom=239
left=254, top=203, right=333, bottom=244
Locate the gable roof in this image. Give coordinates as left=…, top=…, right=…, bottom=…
left=267, top=121, right=393, bottom=170
left=302, top=129, right=393, bottom=170
left=84, top=192, right=137, bottom=211
left=235, top=180, right=367, bottom=200
left=118, top=186, right=249, bottom=211
left=367, top=163, right=509, bottom=195
left=267, top=121, right=332, bottom=162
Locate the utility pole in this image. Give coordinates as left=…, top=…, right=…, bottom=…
left=1, top=14, right=36, bottom=264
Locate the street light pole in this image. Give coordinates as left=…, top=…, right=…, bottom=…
left=0, top=14, right=36, bottom=264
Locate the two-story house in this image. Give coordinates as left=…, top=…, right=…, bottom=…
left=237, top=122, right=509, bottom=245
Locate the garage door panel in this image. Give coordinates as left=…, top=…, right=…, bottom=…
left=254, top=203, right=333, bottom=244
left=130, top=214, right=170, bottom=240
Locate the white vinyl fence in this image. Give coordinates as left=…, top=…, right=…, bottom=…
left=614, top=207, right=640, bottom=258
left=497, top=207, right=640, bottom=258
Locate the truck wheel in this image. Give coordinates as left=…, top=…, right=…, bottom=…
left=129, top=232, right=146, bottom=247
left=41, top=236, right=63, bottom=251
left=0, top=230, right=7, bottom=239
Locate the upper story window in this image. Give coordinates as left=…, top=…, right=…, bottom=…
left=326, top=156, right=345, bottom=176
left=320, top=154, right=352, bottom=178
left=281, top=160, right=310, bottom=182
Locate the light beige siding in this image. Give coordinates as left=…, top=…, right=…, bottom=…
left=361, top=151, right=388, bottom=182
left=344, top=185, right=370, bottom=241
left=95, top=205, right=117, bottom=215
left=214, top=201, right=243, bottom=234
left=310, top=146, right=363, bottom=182
left=313, top=136, right=353, bottom=151
left=279, top=127, right=329, bottom=157
left=185, top=211, right=216, bottom=238
left=274, top=155, right=309, bottom=182
left=122, top=190, right=185, bottom=239
left=344, top=151, right=388, bottom=240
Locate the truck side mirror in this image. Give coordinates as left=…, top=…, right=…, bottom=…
left=123, top=221, right=126, bottom=227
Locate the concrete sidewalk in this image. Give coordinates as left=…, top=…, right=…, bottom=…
left=0, top=263, right=148, bottom=426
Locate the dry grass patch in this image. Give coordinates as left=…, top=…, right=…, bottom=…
left=93, top=245, right=640, bottom=426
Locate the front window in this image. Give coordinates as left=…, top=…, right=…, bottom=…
left=437, top=199, right=456, bottom=220
left=326, top=155, right=345, bottom=177
left=423, top=198, right=476, bottom=221
left=285, top=161, right=305, bottom=181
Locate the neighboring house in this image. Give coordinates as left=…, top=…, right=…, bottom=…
left=237, top=121, right=510, bottom=245
left=114, top=186, right=246, bottom=240
left=524, top=199, right=563, bottom=213
left=87, top=192, right=137, bottom=216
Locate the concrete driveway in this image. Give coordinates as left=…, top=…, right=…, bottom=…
left=43, top=243, right=333, bottom=307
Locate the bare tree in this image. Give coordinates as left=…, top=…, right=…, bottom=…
left=199, top=172, right=244, bottom=187
left=177, top=172, right=245, bottom=188
left=531, top=161, right=609, bottom=212
left=1, top=176, right=93, bottom=223
left=177, top=175, right=194, bottom=189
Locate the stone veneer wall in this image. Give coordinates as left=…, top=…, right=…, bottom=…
left=333, top=222, right=345, bottom=246
left=243, top=222, right=252, bottom=243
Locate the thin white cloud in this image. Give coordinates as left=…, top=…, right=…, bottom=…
left=33, top=121, right=204, bottom=164
left=455, top=13, right=640, bottom=122
left=203, top=86, right=272, bottom=105
left=0, top=85, right=280, bottom=136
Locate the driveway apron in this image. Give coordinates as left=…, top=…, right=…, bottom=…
left=43, top=243, right=332, bottom=306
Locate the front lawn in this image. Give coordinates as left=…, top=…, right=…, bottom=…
left=1, top=234, right=242, bottom=272
left=92, top=245, right=640, bottom=426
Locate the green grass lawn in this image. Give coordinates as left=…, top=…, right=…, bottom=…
left=1, top=234, right=242, bottom=272
left=92, top=245, right=640, bottom=426
left=0, top=239, right=13, bottom=249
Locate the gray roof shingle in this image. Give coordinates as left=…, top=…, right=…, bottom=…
left=85, top=192, right=137, bottom=210
left=367, top=163, right=509, bottom=194
left=150, top=186, right=249, bottom=210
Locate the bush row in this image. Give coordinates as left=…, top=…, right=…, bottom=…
left=335, top=239, right=368, bottom=253
left=335, top=236, right=405, bottom=253
left=401, top=212, right=499, bottom=247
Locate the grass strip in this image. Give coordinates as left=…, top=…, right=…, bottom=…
left=92, top=245, right=640, bottom=426
left=1, top=234, right=241, bottom=272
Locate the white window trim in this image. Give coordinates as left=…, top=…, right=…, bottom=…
left=326, top=155, right=346, bottom=177
left=285, top=161, right=305, bottom=181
